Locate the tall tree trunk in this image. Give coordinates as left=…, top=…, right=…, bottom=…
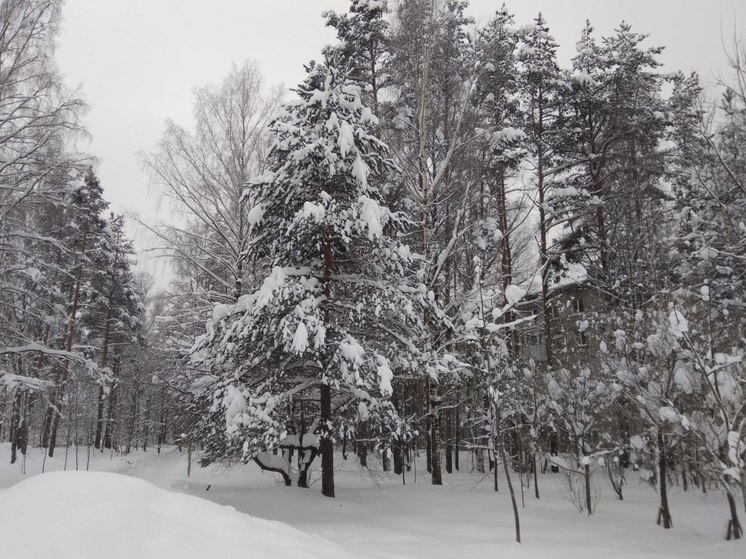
left=454, top=403, right=460, bottom=471
left=9, top=391, right=22, bottom=464
left=429, top=379, right=442, bottom=485
left=104, top=365, right=119, bottom=450
left=496, top=170, right=518, bottom=354
left=584, top=461, right=592, bottom=515
left=142, top=395, right=151, bottom=452
left=94, top=300, right=114, bottom=450
left=48, top=233, right=86, bottom=458
left=320, top=239, right=335, bottom=498
left=320, top=383, right=334, bottom=498
left=445, top=407, right=453, bottom=474
left=127, top=373, right=140, bottom=454
left=657, top=432, right=672, bottom=528
left=393, top=437, right=403, bottom=475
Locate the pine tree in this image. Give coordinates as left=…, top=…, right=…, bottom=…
left=43, top=169, right=110, bottom=456
left=195, top=56, right=422, bottom=498
left=323, top=0, right=389, bottom=111
left=517, top=12, right=562, bottom=366
left=552, top=22, right=670, bottom=304
left=83, top=214, right=143, bottom=450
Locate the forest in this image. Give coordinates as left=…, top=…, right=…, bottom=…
left=0, top=0, right=744, bottom=554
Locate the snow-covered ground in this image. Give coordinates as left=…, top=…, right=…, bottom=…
left=0, top=470, right=351, bottom=559
left=0, top=444, right=743, bottom=559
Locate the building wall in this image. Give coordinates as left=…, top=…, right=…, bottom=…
left=516, top=283, right=604, bottom=372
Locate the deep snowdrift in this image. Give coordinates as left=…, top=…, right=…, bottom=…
left=0, top=471, right=353, bottom=559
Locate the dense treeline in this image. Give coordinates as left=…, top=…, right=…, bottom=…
left=0, top=0, right=175, bottom=467
left=0, top=0, right=744, bottom=544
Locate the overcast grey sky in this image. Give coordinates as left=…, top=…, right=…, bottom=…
left=56, top=0, right=744, bottom=262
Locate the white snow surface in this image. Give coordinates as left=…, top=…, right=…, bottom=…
left=0, top=468, right=350, bottom=559
left=0, top=444, right=742, bottom=559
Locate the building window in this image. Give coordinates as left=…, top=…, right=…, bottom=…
left=522, top=331, right=542, bottom=347
left=572, top=297, right=585, bottom=313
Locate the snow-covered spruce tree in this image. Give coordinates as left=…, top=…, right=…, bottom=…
left=82, top=214, right=144, bottom=451
left=194, top=57, right=422, bottom=498
left=43, top=169, right=111, bottom=457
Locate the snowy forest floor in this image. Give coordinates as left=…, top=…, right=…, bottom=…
left=0, top=443, right=743, bottom=558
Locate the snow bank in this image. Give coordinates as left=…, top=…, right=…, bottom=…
left=0, top=471, right=354, bottom=559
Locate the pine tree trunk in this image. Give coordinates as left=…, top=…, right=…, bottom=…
left=445, top=408, right=453, bottom=474
left=48, top=235, right=86, bottom=458
left=104, top=371, right=119, bottom=450
left=320, top=383, right=334, bottom=498
left=584, top=461, right=592, bottom=515
left=454, top=404, right=460, bottom=471
left=496, top=170, right=518, bottom=354
left=127, top=376, right=140, bottom=454
left=142, top=396, right=151, bottom=452
left=430, top=380, right=442, bottom=485
left=9, top=392, right=21, bottom=464
left=320, top=239, right=335, bottom=498
left=425, top=379, right=432, bottom=473
left=657, top=432, right=672, bottom=528
left=95, top=301, right=113, bottom=450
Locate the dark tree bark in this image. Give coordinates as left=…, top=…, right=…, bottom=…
left=445, top=408, right=453, bottom=474
left=103, top=368, right=119, bottom=450
left=320, top=383, right=334, bottom=498
left=725, top=488, right=742, bottom=540
left=657, top=432, right=672, bottom=529
left=584, top=461, right=592, bottom=515
left=430, top=380, right=442, bottom=485
left=94, top=301, right=114, bottom=450
left=454, top=404, right=460, bottom=471
left=393, top=438, right=403, bottom=475
left=9, top=392, right=22, bottom=464
left=48, top=233, right=87, bottom=457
